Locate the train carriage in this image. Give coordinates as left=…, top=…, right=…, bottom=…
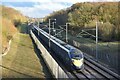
left=32, top=26, right=84, bottom=71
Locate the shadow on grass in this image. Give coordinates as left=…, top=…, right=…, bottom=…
left=31, top=36, right=53, bottom=79
left=2, top=23, right=53, bottom=78
left=18, top=23, right=53, bottom=78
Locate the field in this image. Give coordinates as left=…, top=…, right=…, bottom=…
left=1, top=24, right=52, bottom=78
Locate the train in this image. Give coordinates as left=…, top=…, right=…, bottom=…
left=32, top=25, right=84, bottom=71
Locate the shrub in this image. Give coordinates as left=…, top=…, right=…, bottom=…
left=114, top=25, right=120, bottom=41
left=99, top=22, right=114, bottom=41
left=13, top=19, right=21, bottom=27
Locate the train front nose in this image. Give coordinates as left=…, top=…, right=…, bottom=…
left=72, top=58, right=84, bottom=70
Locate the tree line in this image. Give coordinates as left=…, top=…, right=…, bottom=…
left=45, top=2, right=120, bottom=41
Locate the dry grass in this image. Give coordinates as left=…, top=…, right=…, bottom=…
left=1, top=5, right=28, bottom=52
left=2, top=33, right=50, bottom=78
left=2, top=18, right=17, bottom=48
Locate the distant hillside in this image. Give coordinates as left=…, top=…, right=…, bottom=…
left=1, top=5, right=28, bottom=52
left=45, top=2, right=120, bottom=41
left=2, top=6, right=27, bottom=22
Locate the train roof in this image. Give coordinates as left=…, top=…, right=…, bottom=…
left=34, top=26, right=83, bottom=55
left=34, top=26, right=70, bottom=52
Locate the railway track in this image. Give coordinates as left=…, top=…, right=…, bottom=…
left=71, top=53, right=120, bottom=80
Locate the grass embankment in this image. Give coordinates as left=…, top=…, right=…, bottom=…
left=1, top=6, right=52, bottom=78
left=2, top=18, right=17, bottom=49
left=1, top=5, right=27, bottom=53
left=2, top=24, right=52, bottom=78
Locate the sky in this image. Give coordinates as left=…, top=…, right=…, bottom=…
left=1, top=0, right=119, bottom=18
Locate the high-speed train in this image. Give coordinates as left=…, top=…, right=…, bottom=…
left=32, top=25, right=84, bottom=71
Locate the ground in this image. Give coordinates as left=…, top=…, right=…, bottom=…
left=1, top=24, right=52, bottom=78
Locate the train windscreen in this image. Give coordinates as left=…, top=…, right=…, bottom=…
left=70, top=49, right=83, bottom=60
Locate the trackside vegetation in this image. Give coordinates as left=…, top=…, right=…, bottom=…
left=45, top=2, right=120, bottom=41
left=1, top=5, right=28, bottom=53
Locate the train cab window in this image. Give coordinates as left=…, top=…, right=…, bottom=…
left=70, top=49, right=83, bottom=60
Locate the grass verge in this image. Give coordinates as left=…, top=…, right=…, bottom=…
left=2, top=24, right=52, bottom=78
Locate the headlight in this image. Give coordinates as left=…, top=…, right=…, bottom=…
left=72, top=58, right=83, bottom=68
